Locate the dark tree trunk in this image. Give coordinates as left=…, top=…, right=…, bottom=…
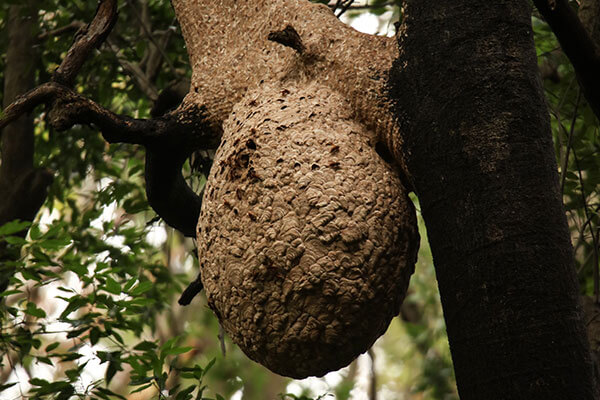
left=0, top=4, right=52, bottom=290
left=389, top=0, right=598, bottom=398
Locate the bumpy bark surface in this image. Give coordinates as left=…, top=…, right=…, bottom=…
left=171, top=0, right=419, bottom=377
left=197, top=82, right=418, bottom=377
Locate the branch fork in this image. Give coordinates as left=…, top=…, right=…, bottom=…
left=0, top=0, right=223, bottom=302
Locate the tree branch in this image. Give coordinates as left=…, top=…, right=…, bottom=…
left=178, top=274, right=204, bottom=305
left=52, top=0, right=118, bottom=87
left=0, top=81, right=221, bottom=236
left=533, top=0, right=600, bottom=119
left=37, top=21, right=86, bottom=41
left=0, top=0, right=222, bottom=239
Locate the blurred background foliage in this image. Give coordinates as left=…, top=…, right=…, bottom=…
left=0, top=0, right=597, bottom=399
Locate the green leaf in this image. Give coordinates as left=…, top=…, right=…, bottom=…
left=106, top=359, right=122, bottom=384
left=134, top=340, right=157, bottom=351
left=36, top=356, right=54, bottom=366
left=130, top=383, right=153, bottom=394
left=93, top=387, right=127, bottom=400
left=130, top=280, right=153, bottom=295
left=29, top=378, right=49, bottom=386
left=0, top=382, right=17, bottom=393
left=203, top=358, right=216, bottom=376
left=39, top=237, right=72, bottom=250
left=25, top=302, right=46, bottom=318
left=160, top=337, right=178, bottom=352
left=59, top=296, right=88, bottom=319
left=59, top=353, right=83, bottom=362
left=123, top=276, right=137, bottom=292
left=45, top=342, right=60, bottom=352
left=29, top=224, right=42, bottom=240
left=0, top=220, right=31, bottom=236
left=4, top=236, right=27, bottom=245
left=176, top=385, right=196, bottom=400
left=104, top=276, right=121, bottom=295
left=90, top=326, right=101, bottom=345
left=163, top=346, right=193, bottom=356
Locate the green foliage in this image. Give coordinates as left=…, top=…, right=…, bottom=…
left=533, top=15, right=600, bottom=293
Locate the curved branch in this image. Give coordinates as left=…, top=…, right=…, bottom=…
left=533, top=0, right=600, bottom=119
left=52, top=0, right=118, bottom=87
left=0, top=82, right=221, bottom=236
left=0, top=0, right=221, bottom=240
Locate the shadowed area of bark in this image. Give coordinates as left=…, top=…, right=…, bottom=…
left=389, top=0, right=598, bottom=397
left=0, top=3, right=53, bottom=292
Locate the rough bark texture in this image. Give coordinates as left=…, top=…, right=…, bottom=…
left=171, top=0, right=420, bottom=377
left=198, top=82, right=417, bottom=377
left=389, top=0, right=598, bottom=398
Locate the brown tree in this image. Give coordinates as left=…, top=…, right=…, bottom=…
left=1, top=0, right=599, bottom=398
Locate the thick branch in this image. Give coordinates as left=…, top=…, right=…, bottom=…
left=0, top=81, right=221, bottom=236
left=52, top=0, right=118, bottom=87
left=533, top=0, right=600, bottom=119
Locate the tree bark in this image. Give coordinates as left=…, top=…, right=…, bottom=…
left=0, top=3, right=53, bottom=291
left=389, top=0, right=598, bottom=398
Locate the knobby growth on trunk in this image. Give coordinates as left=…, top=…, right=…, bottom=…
left=1, top=0, right=599, bottom=396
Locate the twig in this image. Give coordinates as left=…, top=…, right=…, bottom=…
left=368, top=348, right=377, bottom=400
left=336, top=0, right=356, bottom=18
left=37, top=21, right=86, bottom=40
left=106, top=38, right=160, bottom=101
left=178, top=275, right=204, bottom=305
left=559, top=89, right=582, bottom=194
left=52, top=0, right=119, bottom=87
left=124, top=0, right=177, bottom=77
left=572, top=145, right=600, bottom=300
left=533, top=0, right=600, bottom=119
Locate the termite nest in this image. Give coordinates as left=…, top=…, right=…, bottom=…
left=197, top=83, right=419, bottom=378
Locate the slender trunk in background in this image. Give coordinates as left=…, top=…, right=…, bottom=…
left=0, top=4, right=53, bottom=290
left=389, top=0, right=598, bottom=398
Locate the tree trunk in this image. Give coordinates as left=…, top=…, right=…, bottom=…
left=389, top=0, right=598, bottom=398
left=0, top=3, right=53, bottom=291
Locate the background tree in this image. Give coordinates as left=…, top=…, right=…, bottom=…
left=0, top=0, right=598, bottom=399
